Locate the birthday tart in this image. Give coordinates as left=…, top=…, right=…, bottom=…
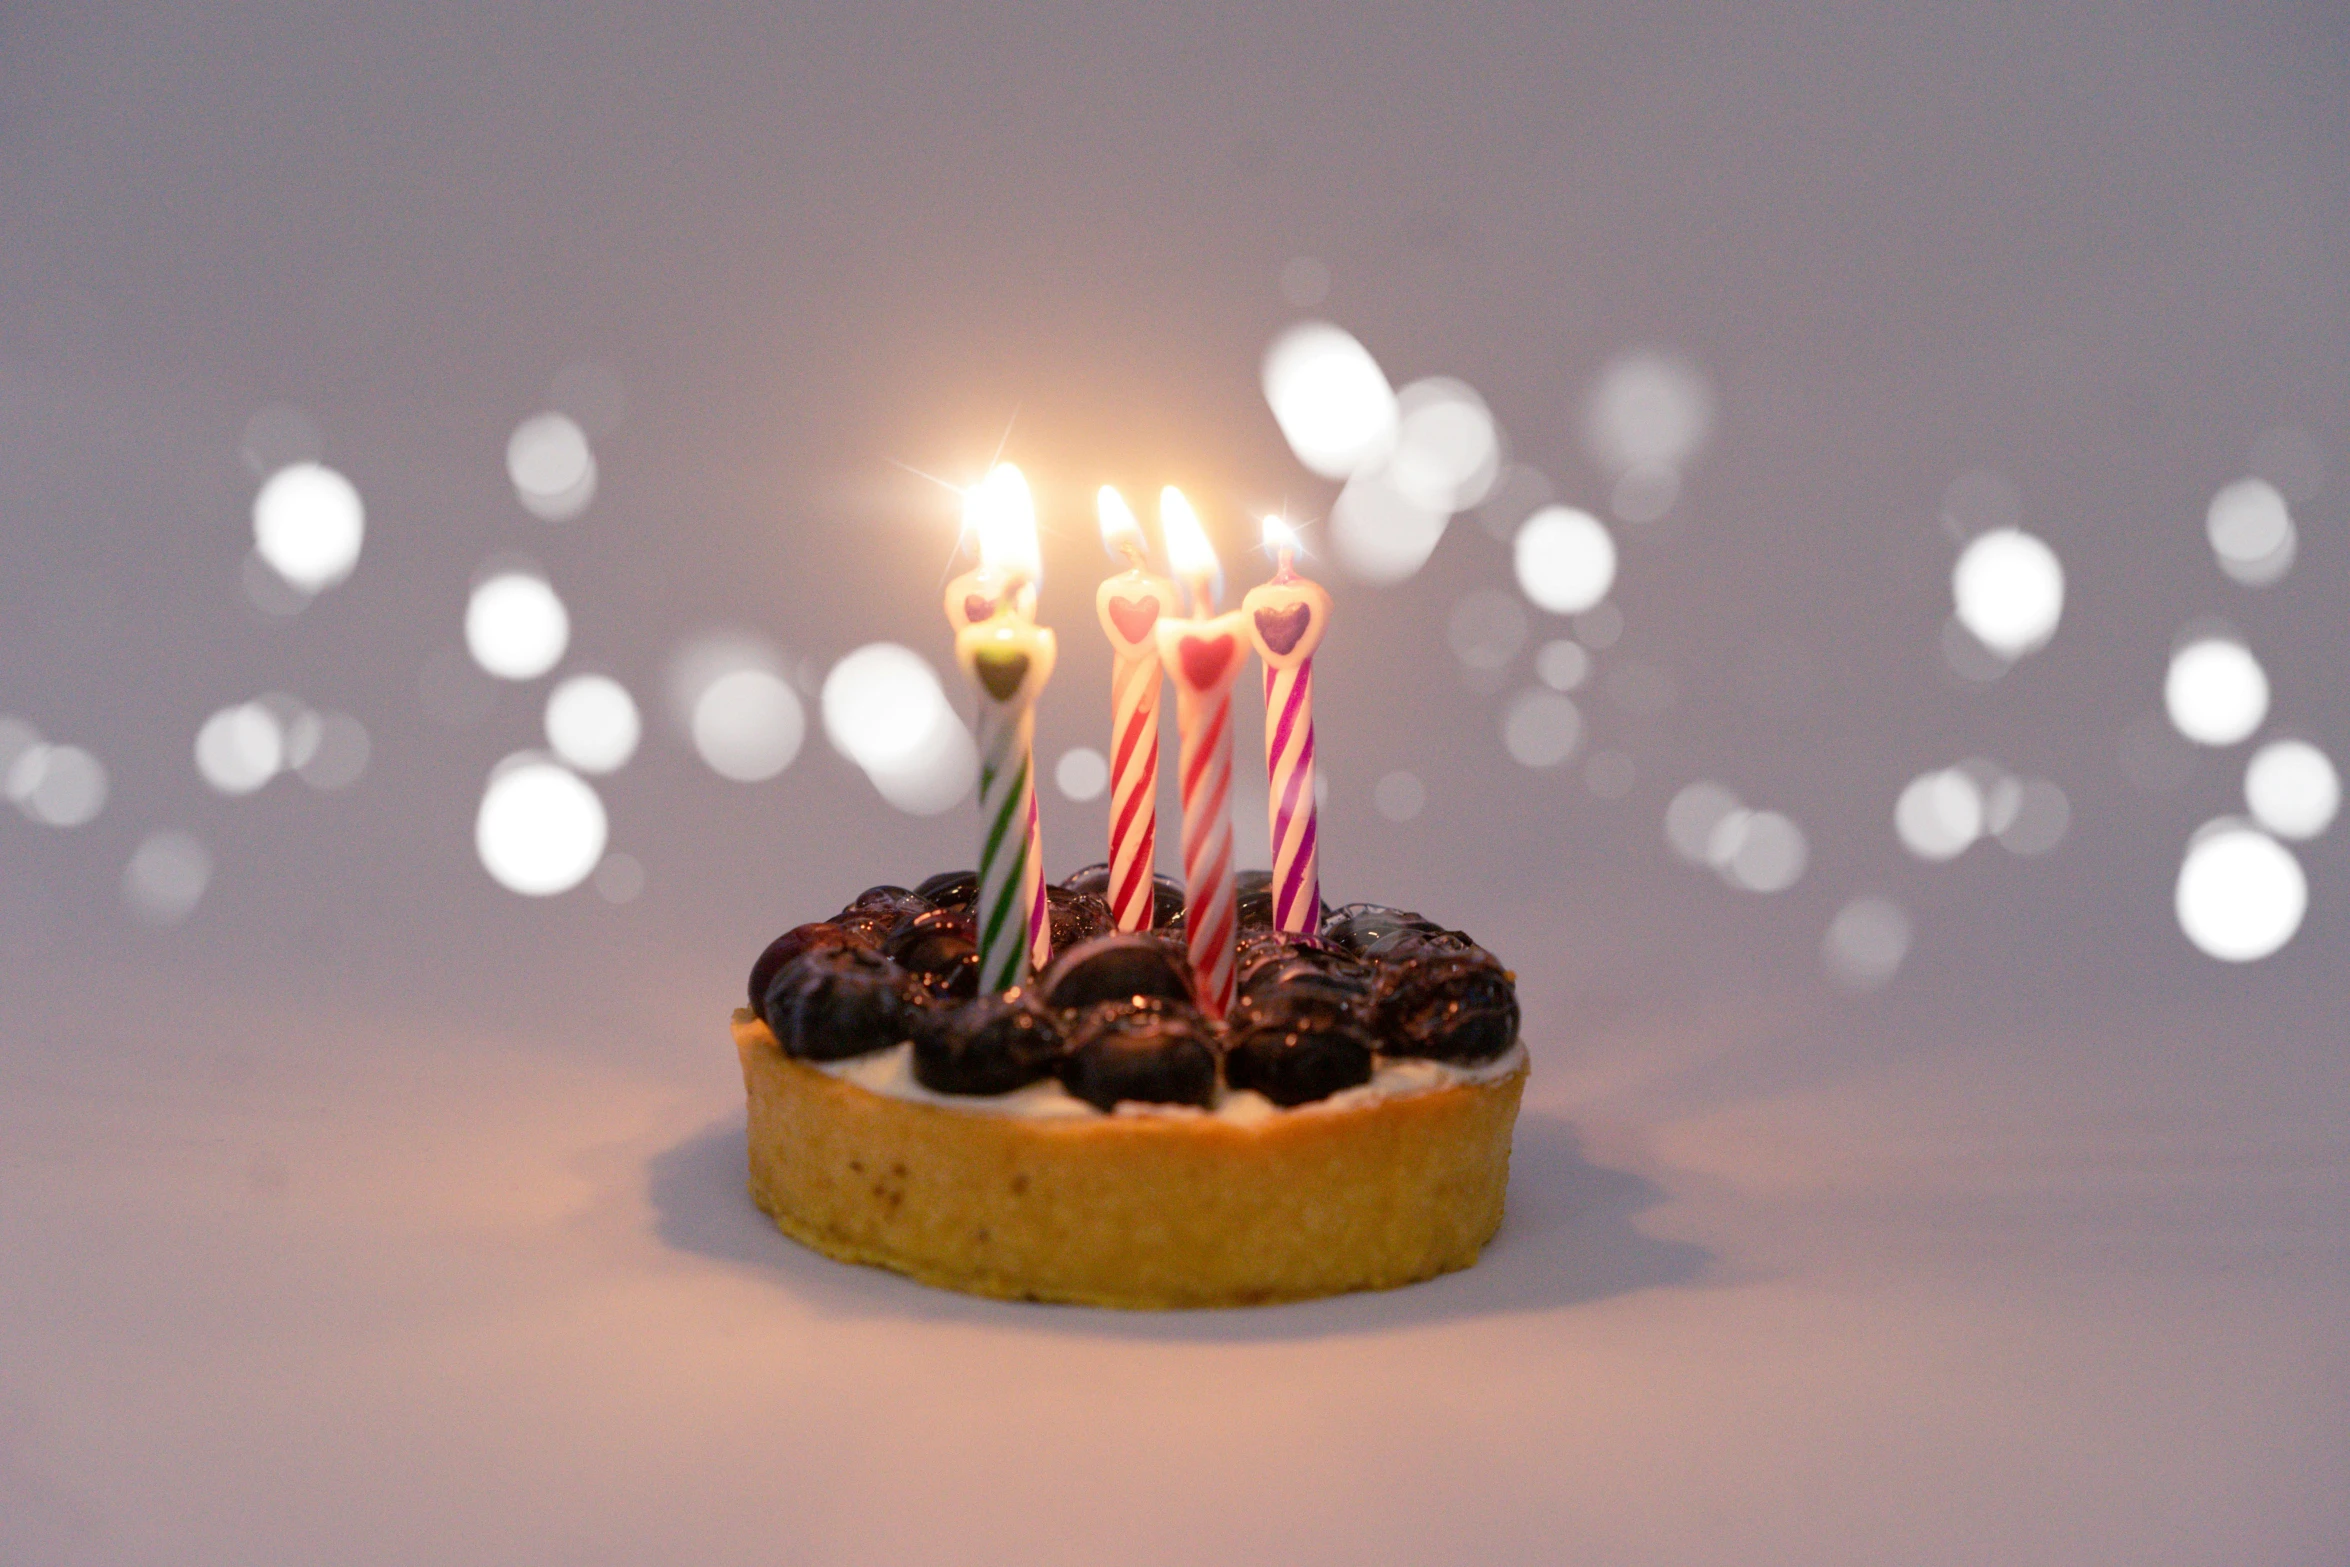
left=733, top=866, right=1526, bottom=1309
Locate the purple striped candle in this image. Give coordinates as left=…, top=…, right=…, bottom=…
left=1241, top=518, right=1333, bottom=937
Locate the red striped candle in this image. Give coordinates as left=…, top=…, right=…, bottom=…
left=1093, top=488, right=1177, bottom=933
left=1156, top=608, right=1249, bottom=1018
left=1154, top=487, right=1243, bottom=1019
left=1241, top=518, right=1332, bottom=937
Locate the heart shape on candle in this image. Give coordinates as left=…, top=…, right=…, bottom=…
left=1179, top=633, right=1237, bottom=689
left=1107, top=594, right=1159, bottom=645
left=963, top=592, right=997, bottom=626
left=973, top=648, right=1030, bottom=702
left=1253, top=602, right=1312, bottom=657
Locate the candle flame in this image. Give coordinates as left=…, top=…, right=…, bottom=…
left=1159, top=486, right=1221, bottom=606
left=1096, top=486, right=1146, bottom=562
left=966, top=463, right=1041, bottom=586
left=1261, top=514, right=1299, bottom=555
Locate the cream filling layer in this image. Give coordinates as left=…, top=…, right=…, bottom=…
left=816, top=1038, right=1528, bottom=1123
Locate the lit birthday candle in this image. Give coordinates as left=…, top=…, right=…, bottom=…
left=1093, top=487, right=1178, bottom=933
left=1241, top=515, right=1331, bottom=936
left=944, top=470, right=1050, bottom=971
left=951, top=464, right=1056, bottom=990
left=1153, top=487, right=1248, bottom=1019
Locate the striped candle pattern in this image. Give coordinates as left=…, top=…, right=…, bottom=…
left=1024, top=792, right=1050, bottom=970
left=974, top=702, right=1038, bottom=992
left=1173, top=677, right=1237, bottom=1017
left=1106, top=651, right=1162, bottom=931
left=1261, top=657, right=1321, bottom=933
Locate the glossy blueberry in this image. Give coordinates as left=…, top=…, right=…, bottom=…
left=1040, top=932, right=1196, bottom=1012
left=749, top=923, right=861, bottom=1021
left=914, top=869, right=979, bottom=909
left=882, top=906, right=980, bottom=1001
left=761, top=944, right=926, bottom=1062
left=1061, top=862, right=1187, bottom=931
left=911, top=989, right=1066, bottom=1096
left=1321, top=902, right=1473, bottom=959
left=1237, top=931, right=1373, bottom=1001
left=1056, top=1000, right=1219, bottom=1110
left=1046, top=883, right=1116, bottom=950
left=834, top=884, right=931, bottom=943
left=1372, top=950, right=1520, bottom=1064
left=1223, top=1017, right=1374, bottom=1106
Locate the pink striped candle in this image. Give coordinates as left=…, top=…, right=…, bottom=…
left=1093, top=487, right=1177, bottom=933
left=1154, top=487, right=1245, bottom=1019
left=1241, top=517, right=1332, bottom=937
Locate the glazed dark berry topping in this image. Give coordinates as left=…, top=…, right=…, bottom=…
left=882, top=906, right=981, bottom=1002
left=1057, top=998, right=1220, bottom=1111
left=912, top=989, right=1066, bottom=1096
left=913, top=868, right=980, bottom=909
left=762, top=943, right=927, bottom=1063
left=746, top=878, right=1519, bottom=1108
left=1041, top=932, right=1196, bottom=1011
left=1371, top=947, right=1520, bottom=1064
left=1061, top=862, right=1188, bottom=932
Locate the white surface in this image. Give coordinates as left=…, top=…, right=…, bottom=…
left=3, top=946, right=2344, bottom=1567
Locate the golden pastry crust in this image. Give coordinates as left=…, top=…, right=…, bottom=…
left=734, top=1011, right=1526, bottom=1309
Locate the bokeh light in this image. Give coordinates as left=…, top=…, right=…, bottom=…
left=1055, top=747, right=1109, bottom=802
left=1714, top=809, right=1808, bottom=893
left=1534, top=639, right=1589, bottom=691
left=2175, top=820, right=2305, bottom=962
left=123, top=831, right=211, bottom=926
left=1447, top=589, right=1529, bottom=673
left=1585, top=350, right=1713, bottom=477
left=1665, top=781, right=1742, bottom=866
left=295, top=711, right=370, bottom=791
left=822, top=644, right=950, bottom=772
left=1986, top=774, right=2070, bottom=855
left=1665, top=780, right=1804, bottom=891
left=1386, top=378, right=1500, bottom=513
left=1824, top=897, right=1912, bottom=992
left=196, top=702, right=283, bottom=795
left=507, top=413, right=597, bottom=521
left=693, top=668, right=806, bottom=783
left=475, top=754, right=607, bottom=896
left=252, top=462, right=365, bottom=594
left=1513, top=506, right=1616, bottom=615
left=1373, top=770, right=1426, bottom=823
left=0, top=720, right=42, bottom=806
left=1262, top=322, right=1397, bottom=480
left=1951, top=528, right=2064, bottom=659
left=2204, top=478, right=2296, bottom=587
left=1609, top=465, right=1679, bottom=525
left=2164, top=635, right=2268, bottom=746
left=2243, top=739, right=2338, bottom=841
left=1896, top=767, right=1983, bottom=861
left=466, top=571, right=570, bottom=681
left=11, top=743, right=107, bottom=827
left=819, top=643, right=975, bottom=814
left=544, top=674, right=641, bottom=775
left=1501, top=689, right=1581, bottom=768
left=1329, top=468, right=1446, bottom=585
left=593, top=851, right=645, bottom=904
